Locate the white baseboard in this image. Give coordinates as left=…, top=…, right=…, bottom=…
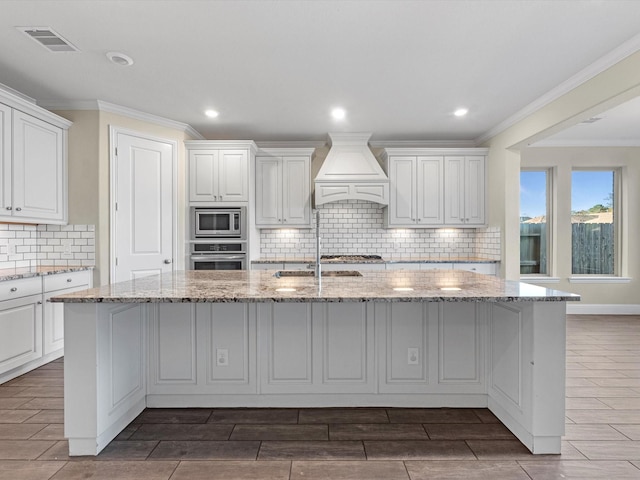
left=567, top=304, right=640, bottom=315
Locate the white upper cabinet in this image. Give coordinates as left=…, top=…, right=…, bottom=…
left=383, top=148, right=487, bottom=228
left=386, top=155, right=444, bottom=227
left=188, top=149, right=249, bottom=203
left=186, top=141, right=257, bottom=204
left=0, top=88, right=70, bottom=225
left=255, top=148, right=313, bottom=228
left=444, top=155, right=485, bottom=225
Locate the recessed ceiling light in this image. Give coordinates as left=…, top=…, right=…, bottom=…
left=441, top=287, right=462, bottom=291
left=205, top=110, right=219, bottom=118
left=331, top=107, right=346, bottom=120
left=454, top=108, right=468, bottom=117
left=393, top=287, right=414, bottom=292
left=106, top=51, right=134, bottom=66
left=276, top=288, right=297, bottom=292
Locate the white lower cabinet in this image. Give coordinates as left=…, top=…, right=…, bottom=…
left=453, top=263, right=497, bottom=275
left=0, top=270, right=92, bottom=382
left=0, top=294, right=42, bottom=376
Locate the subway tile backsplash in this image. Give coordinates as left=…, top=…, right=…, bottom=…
left=0, top=224, right=95, bottom=270
left=260, top=200, right=501, bottom=260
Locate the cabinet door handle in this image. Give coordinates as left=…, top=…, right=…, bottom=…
left=164, top=259, right=172, bottom=264
left=5, top=206, right=11, bottom=211
left=15, top=207, right=22, bottom=211
left=37, top=301, right=42, bottom=305
left=10, top=287, right=17, bottom=292
left=67, top=278, right=73, bottom=282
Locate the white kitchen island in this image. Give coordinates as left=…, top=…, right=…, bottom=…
left=52, top=269, right=579, bottom=456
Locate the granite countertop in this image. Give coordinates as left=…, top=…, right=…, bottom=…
left=0, top=266, right=93, bottom=282
left=50, top=270, right=579, bottom=304
left=252, top=257, right=499, bottom=264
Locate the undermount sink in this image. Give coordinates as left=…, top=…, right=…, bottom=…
left=273, top=270, right=363, bottom=278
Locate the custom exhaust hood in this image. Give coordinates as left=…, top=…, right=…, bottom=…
left=314, top=132, right=389, bottom=206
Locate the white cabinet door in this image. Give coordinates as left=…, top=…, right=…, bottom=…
left=464, top=156, right=485, bottom=225
left=12, top=111, right=65, bottom=222
left=444, top=156, right=465, bottom=225
left=0, top=103, right=10, bottom=214
left=388, top=156, right=416, bottom=226
left=282, top=156, right=310, bottom=226
left=189, top=150, right=218, bottom=202
left=444, top=155, right=485, bottom=226
left=417, top=156, right=444, bottom=225
left=0, top=294, right=43, bottom=375
left=218, top=150, right=248, bottom=202
left=255, top=156, right=282, bottom=225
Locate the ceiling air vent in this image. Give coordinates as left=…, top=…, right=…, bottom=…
left=17, top=27, right=80, bottom=52
left=580, top=117, right=603, bottom=124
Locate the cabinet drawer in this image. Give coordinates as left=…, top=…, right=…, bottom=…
left=0, top=277, right=42, bottom=302
left=43, top=270, right=92, bottom=293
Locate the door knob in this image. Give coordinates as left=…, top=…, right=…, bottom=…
left=164, top=259, right=172, bottom=264
left=15, top=207, right=21, bottom=211
left=5, top=206, right=11, bottom=210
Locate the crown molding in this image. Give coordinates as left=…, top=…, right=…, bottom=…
left=96, top=101, right=205, bottom=139
left=256, top=140, right=326, bottom=149
left=38, top=99, right=205, bottom=139
left=0, top=82, right=36, bottom=103
left=530, top=139, right=640, bottom=148
left=369, top=139, right=477, bottom=148
left=476, top=31, right=640, bottom=146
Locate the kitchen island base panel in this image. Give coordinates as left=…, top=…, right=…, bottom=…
left=145, top=394, right=489, bottom=409
left=63, top=299, right=566, bottom=456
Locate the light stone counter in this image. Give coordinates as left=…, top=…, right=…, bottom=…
left=0, top=265, right=93, bottom=282
left=50, top=269, right=577, bottom=304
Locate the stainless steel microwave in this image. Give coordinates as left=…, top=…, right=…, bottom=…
left=192, top=207, right=246, bottom=239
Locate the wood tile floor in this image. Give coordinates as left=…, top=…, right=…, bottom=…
left=0, top=314, right=639, bottom=479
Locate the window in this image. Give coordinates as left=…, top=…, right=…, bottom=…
left=520, top=170, right=549, bottom=275
left=571, top=170, right=616, bottom=275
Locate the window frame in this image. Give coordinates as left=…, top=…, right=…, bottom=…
left=519, top=167, right=554, bottom=279
left=569, top=167, right=622, bottom=278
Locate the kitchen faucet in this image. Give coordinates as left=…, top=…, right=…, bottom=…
left=315, top=210, right=321, bottom=278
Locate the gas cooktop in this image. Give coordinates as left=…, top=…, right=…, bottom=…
left=321, top=255, right=384, bottom=261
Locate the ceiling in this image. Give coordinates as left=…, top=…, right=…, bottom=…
left=1, top=0, right=640, bottom=143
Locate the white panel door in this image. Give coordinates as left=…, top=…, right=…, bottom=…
left=388, top=156, right=415, bottom=225
left=113, top=131, right=174, bottom=283
left=282, top=156, right=310, bottom=226
left=0, top=103, right=11, bottom=214
left=255, top=156, right=282, bottom=225
left=417, top=156, right=444, bottom=225
left=12, top=111, right=64, bottom=221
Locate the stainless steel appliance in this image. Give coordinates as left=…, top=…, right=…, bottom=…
left=192, top=207, right=246, bottom=239
left=190, top=241, right=247, bottom=270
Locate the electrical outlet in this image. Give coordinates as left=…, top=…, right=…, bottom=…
left=216, top=348, right=229, bottom=366
left=61, top=240, right=73, bottom=259
left=407, top=347, right=419, bottom=365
